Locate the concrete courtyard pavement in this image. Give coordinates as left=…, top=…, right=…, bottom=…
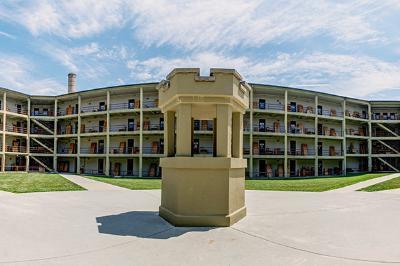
left=0, top=189, right=400, bottom=265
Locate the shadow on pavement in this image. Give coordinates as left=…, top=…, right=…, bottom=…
left=96, top=211, right=213, bottom=239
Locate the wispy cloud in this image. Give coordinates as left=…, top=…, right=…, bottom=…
left=126, top=51, right=400, bottom=100
left=0, top=30, right=15, bottom=39
left=0, top=53, right=62, bottom=95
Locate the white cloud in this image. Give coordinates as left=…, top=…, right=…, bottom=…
left=0, top=0, right=126, bottom=38
left=126, top=51, right=400, bottom=100
left=129, top=0, right=400, bottom=50
left=0, top=53, right=62, bottom=95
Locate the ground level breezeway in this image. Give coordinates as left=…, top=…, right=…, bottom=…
left=1, top=188, right=400, bottom=265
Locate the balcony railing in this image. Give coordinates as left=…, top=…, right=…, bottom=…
left=372, top=113, right=400, bottom=120
left=288, top=149, right=315, bottom=156
left=142, top=147, right=164, bottom=154
left=346, top=129, right=368, bottom=137
left=58, top=127, right=78, bottom=135
left=31, top=127, right=53, bottom=135
left=80, top=147, right=105, bottom=154
left=6, top=125, right=27, bottom=134
left=81, top=105, right=107, bottom=113
left=288, top=105, right=315, bottom=114
left=253, top=124, right=285, bottom=133
left=81, top=169, right=105, bottom=175
left=320, top=149, right=342, bottom=156
left=142, top=123, right=163, bottom=131
left=141, top=170, right=161, bottom=178
left=57, top=147, right=77, bottom=154
left=5, top=165, right=26, bottom=171
left=58, top=109, right=78, bottom=116
left=110, top=102, right=138, bottom=111
left=287, top=127, right=315, bottom=135
left=7, top=106, right=27, bottom=115
left=109, top=124, right=138, bottom=133
left=31, top=110, right=54, bottom=116
left=142, top=100, right=158, bottom=109
left=81, top=125, right=106, bottom=134
left=319, top=109, right=343, bottom=117
left=318, top=129, right=342, bottom=137
left=243, top=147, right=250, bottom=155
left=109, top=146, right=140, bottom=154
left=252, top=148, right=284, bottom=156
left=6, top=145, right=27, bottom=153
left=250, top=171, right=284, bottom=179
left=30, top=146, right=52, bottom=154
left=347, top=148, right=368, bottom=154
left=253, top=102, right=285, bottom=111
left=345, top=111, right=368, bottom=119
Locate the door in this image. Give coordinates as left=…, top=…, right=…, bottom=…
left=128, top=119, right=135, bottom=131
left=193, top=138, right=200, bottom=154
left=98, top=140, right=105, bottom=154
left=160, top=139, right=164, bottom=154
left=258, top=99, right=266, bottom=109
left=290, top=140, right=296, bottom=155
left=99, top=102, right=106, bottom=111
left=193, top=120, right=200, bottom=131
left=289, top=160, right=296, bottom=176
left=127, top=159, right=134, bottom=175
left=127, top=139, right=134, bottom=154
left=318, top=142, right=323, bottom=156
left=290, top=121, right=296, bottom=133
left=317, top=105, right=322, bottom=115
left=99, top=120, right=105, bottom=132
left=128, top=99, right=135, bottom=109
left=16, top=104, right=22, bottom=114
left=34, top=108, right=39, bottom=116
left=318, top=160, right=323, bottom=175
left=160, top=117, right=164, bottom=130
left=259, top=160, right=266, bottom=177
left=259, top=140, right=265, bottom=155
left=259, top=119, right=266, bottom=132
left=318, top=123, right=323, bottom=135
left=43, top=108, right=48, bottom=116
left=98, top=159, right=104, bottom=174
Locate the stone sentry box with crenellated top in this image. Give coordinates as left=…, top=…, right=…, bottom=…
left=157, top=68, right=251, bottom=227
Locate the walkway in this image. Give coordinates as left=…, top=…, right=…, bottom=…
left=60, top=174, right=128, bottom=191
left=328, top=173, right=400, bottom=193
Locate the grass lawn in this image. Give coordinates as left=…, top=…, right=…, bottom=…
left=245, top=173, right=387, bottom=192
left=84, top=175, right=161, bottom=190
left=359, top=176, right=400, bottom=192
left=0, top=173, right=85, bottom=193
left=85, top=173, right=386, bottom=192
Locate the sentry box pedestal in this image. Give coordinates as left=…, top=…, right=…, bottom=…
left=157, top=68, right=251, bottom=227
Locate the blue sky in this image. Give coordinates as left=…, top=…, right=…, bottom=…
left=0, top=0, right=400, bottom=99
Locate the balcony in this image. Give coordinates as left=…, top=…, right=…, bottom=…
left=7, top=106, right=27, bottom=115
left=6, top=145, right=27, bottom=153
left=288, top=148, right=315, bottom=156
left=345, top=110, right=368, bottom=120
left=80, top=147, right=105, bottom=154
left=31, top=110, right=54, bottom=117
left=142, top=100, right=158, bottom=109
left=287, top=127, right=315, bottom=135
left=109, top=146, right=140, bottom=154
left=80, top=125, right=106, bottom=134
left=109, top=124, right=138, bottom=133
left=253, top=101, right=285, bottom=112
left=318, top=109, right=343, bottom=118
left=346, top=128, right=368, bottom=137
left=347, top=147, right=368, bottom=155
left=252, top=147, right=284, bottom=156
left=142, top=146, right=164, bottom=155
left=253, top=124, right=285, bottom=134
left=142, top=122, right=163, bottom=131
left=81, top=105, right=107, bottom=113
left=6, top=125, right=27, bottom=134
left=58, top=107, right=78, bottom=116
left=30, top=146, right=52, bottom=154
left=320, top=149, right=342, bottom=156
left=318, top=128, right=342, bottom=137
left=109, top=102, right=138, bottom=111
left=372, top=113, right=399, bottom=121
left=57, top=146, right=77, bottom=154
left=58, top=126, right=78, bottom=135
left=288, top=103, right=315, bottom=114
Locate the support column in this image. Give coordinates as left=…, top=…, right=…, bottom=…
left=342, top=100, right=347, bottom=175
left=216, top=105, right=232, bottom=157
left=314, top=95, right=318, bottom=176
left=164, top=111, right=175, bottom=157
left=139, top=87, right=143, bottom=176
left=176, top=104, right=192, bottom=156
left=105, top=90, right=110, bottom=176
left=368, top=103, right=372, bottom=172
left=2, top=92, right=6, bottom=172
left=54, top=98, right=57, bottom=171
left=284, top=89, right=288, bottom=177
left=77, top=95, right=81, bottom=174
left=249, top=89, right=253, bottom=178
left=26, top=98, right=30, bottom=172
left=232, top=112, right=243, bottom=158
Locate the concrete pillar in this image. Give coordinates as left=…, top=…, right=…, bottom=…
left=284, top=89, right=288, bottom=177
left=139, top=87, right=143, bottom=176
left=232, top=112, right=243, bottom=158
left=368, top=103, right=372, bottom=171
left=216, top=105, right=232, bottom=157
left=54, top=98, right=58, bottom=171
left=2, top=92, right=6, bottom=172
left=164, top=111, right=175, bottom=157
left=105, top=90, right=110, bottom=176
left=176, top=104, right=192, bottom=156
left=77, top=95, right=81, bottom=174
left=342, top=100, right=347, bottom=175
left=26, top=98, right=30, bottom=171
left=314, top=95, right=318, bottom=176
